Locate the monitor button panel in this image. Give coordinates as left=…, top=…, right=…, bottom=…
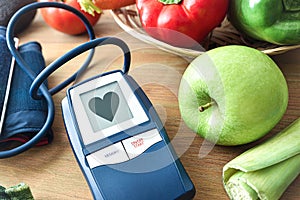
left=86, top=129, right=163, bottom=168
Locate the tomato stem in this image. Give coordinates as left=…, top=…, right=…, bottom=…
left=158, top=0, right=182, bottom=5
left=77, top=0, right=102, bottom=16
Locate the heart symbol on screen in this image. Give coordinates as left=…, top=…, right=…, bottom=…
left=88, top=92, right=119, bottom=122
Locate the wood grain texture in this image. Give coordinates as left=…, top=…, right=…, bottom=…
left=0, top=12, right=299, bottom=200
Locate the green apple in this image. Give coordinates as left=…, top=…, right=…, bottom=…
left=178, top=45, right=288, bottom=146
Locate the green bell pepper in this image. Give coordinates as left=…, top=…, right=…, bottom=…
left=228, top=0, right=300, bottom=45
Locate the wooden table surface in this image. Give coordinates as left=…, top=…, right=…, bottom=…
left=0, top=11, right=299, bottom=200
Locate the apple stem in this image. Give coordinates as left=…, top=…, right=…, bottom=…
left=199, top=102, right=214, bottom=112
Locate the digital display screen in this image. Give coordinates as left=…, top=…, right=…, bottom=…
left=80, top=81, right=133, bottom=132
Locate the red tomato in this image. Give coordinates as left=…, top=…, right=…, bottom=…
left=39, top=0, right=101, bottom=35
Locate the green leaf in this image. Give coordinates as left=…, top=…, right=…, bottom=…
left=159, top=0, right=182, bottom=5
left=0, top=186, right=9, bottom=200
left=5, top=183, right=34, bottom=200
left=283, top=0, right=300, bottom=11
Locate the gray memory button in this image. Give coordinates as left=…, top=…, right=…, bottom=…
left=86, top=142, right=129, bottom=168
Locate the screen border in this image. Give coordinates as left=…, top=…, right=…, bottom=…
left=69, top=72, right=149, bottom=146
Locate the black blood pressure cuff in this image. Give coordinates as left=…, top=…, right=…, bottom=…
left=0, top=26, right=53, bottom=148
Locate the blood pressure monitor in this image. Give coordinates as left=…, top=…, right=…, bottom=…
left=62, top=70, right=195, bottom=200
